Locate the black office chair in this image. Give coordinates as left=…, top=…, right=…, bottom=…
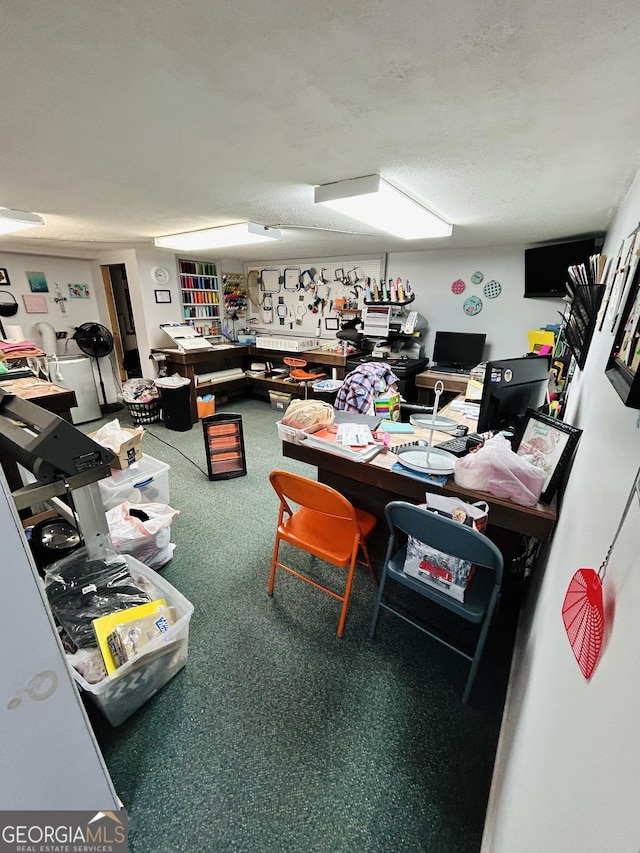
left=369, top=501, right=503, bottom=704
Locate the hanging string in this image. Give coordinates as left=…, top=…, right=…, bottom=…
left=598, top=466, right=640, bottom=580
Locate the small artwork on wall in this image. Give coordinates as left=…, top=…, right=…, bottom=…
left=27, top=271, right=48, bottom=293
left=0, top=267, right=10, bottom=286
left=22, top=294, right=48, bottom=313
left=68, top=283, right=90, bottom=298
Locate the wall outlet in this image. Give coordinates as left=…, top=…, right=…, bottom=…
left=56, top=331, right=67, bottom=339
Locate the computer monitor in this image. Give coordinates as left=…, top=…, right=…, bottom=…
left=476, top=356, right=551, bottom=434
left=432, top=331, right=486, bottom=370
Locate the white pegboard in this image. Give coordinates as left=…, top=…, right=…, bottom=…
left=243, top=254, right=386, bottom=341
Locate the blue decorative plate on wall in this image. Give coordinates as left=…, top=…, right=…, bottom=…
left=463, top=295, right=483, bottom=315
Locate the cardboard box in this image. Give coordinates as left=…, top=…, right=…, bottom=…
left=374, top=392, right=401, bottom=421
left=90, top=426, right=144, bottom=469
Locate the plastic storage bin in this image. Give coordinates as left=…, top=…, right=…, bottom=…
left=98, top=453, right=170, bottom=511
left=70, top=556, right=194, bottom=726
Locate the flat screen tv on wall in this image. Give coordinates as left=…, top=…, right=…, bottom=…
left=524, top=236, right=603, bottom=299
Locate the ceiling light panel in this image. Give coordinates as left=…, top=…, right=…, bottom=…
left=154, top=222, right=281, bottom=251
left=0, top=208, right=45, bottom=236
left=314, top=175, right=452, bottom=239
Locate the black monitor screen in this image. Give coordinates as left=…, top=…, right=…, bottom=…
left=432, top=331, right=486, bottom=369
left=477, top=356, right=551, bottom=434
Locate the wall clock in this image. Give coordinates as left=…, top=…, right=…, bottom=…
left=151, top=266, right=170, bottom=285
left=463, top=295, right=483, bottom=316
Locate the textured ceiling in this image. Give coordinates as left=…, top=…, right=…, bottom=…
left=2, top=0, right=640, bottom=262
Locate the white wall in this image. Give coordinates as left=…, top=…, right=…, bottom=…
left=242, top=247, right=561, bottom=360
left=387, top=246, right=563, bottom=362
left=0, top=252, right=103, bottom=352
left=482, top=172, right=640, bottom=852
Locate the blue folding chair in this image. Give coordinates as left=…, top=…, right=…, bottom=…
left=369, top=501, right=503, bottom=703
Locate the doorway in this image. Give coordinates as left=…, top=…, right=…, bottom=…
left=101, top=264, right=142, bottom=380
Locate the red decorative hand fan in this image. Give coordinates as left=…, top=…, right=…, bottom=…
left=562, top=468, right=639, bottom=680
left=561, top=568, right=604, bottom=679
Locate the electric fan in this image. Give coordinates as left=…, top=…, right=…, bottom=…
left=72, top=322, right=123, bottom=413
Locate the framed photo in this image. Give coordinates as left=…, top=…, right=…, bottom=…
left=22, top=294, right=48, bottom=314
left=154, top=289, right=171, bottom=304
left=68, top=283, right=90, bottom=298
left=0, top=268, right=10, bottom=286
left=515, top=409, right=582, bottom=503
left=27, top=271, right=48, bottom=292
left=605, top=257, right=640, bottom=407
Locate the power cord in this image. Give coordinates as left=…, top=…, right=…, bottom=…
left=144, top=428, right=210, bottom=477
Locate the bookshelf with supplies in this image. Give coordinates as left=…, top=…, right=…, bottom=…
left=178, top=259, right=221, bottom=336
left=561, top=253, right=606, bottom=370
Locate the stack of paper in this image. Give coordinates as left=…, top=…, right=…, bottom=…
left=302, top=424, right=382, bottom=462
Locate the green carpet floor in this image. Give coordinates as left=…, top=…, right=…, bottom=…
left=82, top=396, right=516, bottom=853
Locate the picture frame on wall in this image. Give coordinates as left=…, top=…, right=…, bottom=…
left=22, top=294, right=48, bottom=314
left=154, top=289, right=171, bottom=304
left=515, top=409, right=583, bottom=503
left=27, top=271, right=48, bottom=293
left=605, top=258, right=640, bottom=407
left=0, top=268, right=10, bottom=286
left=68, top=283, right=90, bottom=298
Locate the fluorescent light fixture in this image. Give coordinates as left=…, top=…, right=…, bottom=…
left=0, top=207, right=45, bottom=236
left=314, top=175, right=452, bottom=239
left=154, top=221, right=281, bottom=251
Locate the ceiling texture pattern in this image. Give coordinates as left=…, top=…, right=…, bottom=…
left=2, top=0, right=640, bottom=261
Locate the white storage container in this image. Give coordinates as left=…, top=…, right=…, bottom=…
left=255, top=336, right=317, bottom=352
left=70, top=556, right=194, bottom=726
left=276, top=420, right=324, bottom=445
left=98, top=453, right=170, bottom=511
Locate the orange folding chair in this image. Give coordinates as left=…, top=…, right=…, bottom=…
left=268, top=470, right=377, bottom=637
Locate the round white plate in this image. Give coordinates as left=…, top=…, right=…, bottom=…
left=396, top=447, right=457, bottom=474
left=409, top=414, right=459, bottom=433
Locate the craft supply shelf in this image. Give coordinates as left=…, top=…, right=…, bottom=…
left=563, top=284, right=604, bottom=370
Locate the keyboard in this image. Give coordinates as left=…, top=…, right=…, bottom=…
left=435, top=433, right=484, bottom=457
left=430, top=365, right=471, bottom=375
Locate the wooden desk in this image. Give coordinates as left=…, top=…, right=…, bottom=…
left=153, top=345, right=250, bottom=423
left=0, top=377, right=77, bottom=421
left=415, top=370, right=469, bottom=405
left=281, top=406, right=557, bottom=545
left=247, top=346, right=359, bottom=400
left=0, top=377, right=78, bottom=493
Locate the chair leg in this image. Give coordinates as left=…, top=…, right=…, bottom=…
left=462, top=587, right=500, bottom=704
left=368, top=566, right=389, bottom=638
left=336, top=555, right=359, bottom=639
left=359, top=539, right=377, bottom=584
left=268, top=535, right=281, bottom=596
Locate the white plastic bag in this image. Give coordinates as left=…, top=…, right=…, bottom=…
left=107, top=501, right=180, bottom=570
left=91, top=418, right=142, bottom=453
left=454, top=433, right=546, bottom=506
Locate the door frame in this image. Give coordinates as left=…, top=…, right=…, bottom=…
left=100, top=266, right=127, bottom=384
